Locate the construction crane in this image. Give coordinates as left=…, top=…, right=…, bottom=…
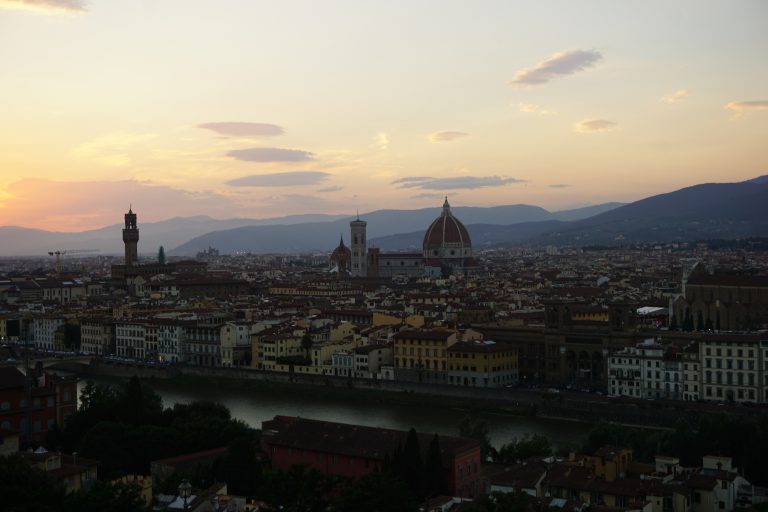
left=47, top=249, right=100, bottom=274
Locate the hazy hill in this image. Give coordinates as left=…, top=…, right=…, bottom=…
left=368, top=178, right=768, bottom=249
left=533, top=178, right=768, bottom=245
left=0, top=214, right=346, bottom=257
left=169, top=203, right=622, bottom=255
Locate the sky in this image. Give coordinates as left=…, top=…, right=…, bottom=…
left=0, top=0, right=766, bottom=231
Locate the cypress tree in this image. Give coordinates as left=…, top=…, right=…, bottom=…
left=401, top=428, right=424, bottom=499
left=424, top=433, right=444, bottom=497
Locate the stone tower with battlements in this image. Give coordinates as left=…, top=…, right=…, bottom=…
left=122, top=206, right=139, bottom=266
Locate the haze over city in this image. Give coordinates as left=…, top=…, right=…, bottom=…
left=1, top=0, right=767, bottom=231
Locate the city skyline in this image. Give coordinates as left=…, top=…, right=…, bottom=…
left=1, top=0, right=767, bottom=231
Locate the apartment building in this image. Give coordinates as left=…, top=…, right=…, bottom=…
left=608, top=341, right=683, bottom=400
left=31, top=316, right=66, bottom=351
left=115, top=321, right=146, bottom=359
left=447, top=340, right=518, bottom=388
left=393, top=329, right=458, bottom=383
left=80, top=318, right=114, bottom=355
left=700, top=333, right=765, bottom=403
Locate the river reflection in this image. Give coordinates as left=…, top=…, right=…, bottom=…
left=78, top=376, right=589, bottom=450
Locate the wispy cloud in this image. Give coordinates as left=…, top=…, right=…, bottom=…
left=227, top=147, right=314, bottom=162
left=392, top=176, right=433, bottom=185
left=661, top=89, right=690, bottom=104
left=411, top=193, right=445, bottom=200
left=574, top=119, right=618, bottom=133
left=317, top=185, right=343, bottom=193
left=549, top=183, right=570, bottom=188
left=724, top=100, right=768, bottom=112
left=72, top=131, right=157, bottom=167
left=198, top=122, right=285, bottom=138
left=0, top=0, right=86, bottom=12
left=394, top=176, right=525, bottom=190
left=518, top=103, right=556, bottom=115
left=226, top=171, right=329, bottom=187
left=374, top=133, right=389, bottom=150
left=511, top=50, right=602, bottom=86
left=428, top=131, right=469, bottom=142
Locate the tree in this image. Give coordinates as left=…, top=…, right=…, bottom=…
left=158, top=246, right=166, bottom=265
left=301, top=332, right=313, bottom=358
left=424, top=433, right=444, bottom=497
left=335, top=472, right=418, bottom=512
left=118, top=376, right=163, bottom=425
left=63, top=323, right=81, bottom=350
left=257, top=465, right=338, bottom=512
left=0, top=453, right=63, bottom=512
left=214, top=437, right=262, bottom=497
left=459, top=414, right=493, bottom=461
left=401, top=428, right=424, bottom=499
left=495, top=434, right=552, bottom=464
left=0, top=454, right=145, bottom=512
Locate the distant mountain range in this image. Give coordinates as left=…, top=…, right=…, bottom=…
left=371, top=177, right=768, bottom=249
left=168, top=203, right=623, bottom=255
left=0, top=214, right=347, bottom=258
left=1, top=176, right=765, bottom=257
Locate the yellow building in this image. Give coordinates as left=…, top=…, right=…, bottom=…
left=392, top=329, right=458, bottom=383
left=586, top=445, right=634, bottom=481
left=447, top=340, right=518, bottom=388
left=253, top=331, right=305, bottom=370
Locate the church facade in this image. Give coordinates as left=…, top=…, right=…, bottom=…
left=342, top=198, right=477, bottom=279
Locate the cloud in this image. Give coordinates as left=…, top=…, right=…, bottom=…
left=724, top=100, right=768, bottom=112
left=428, top=131, right=469, bottom=142
left=227, top=147, right=315, bottom=162
left=411, top=193, right=445, bottom=200
left=0, top=0, right=86, bottom=12
left=72, top=131, right=158, bottom=167
left=226, top=171, right=329, bottom=187
left=511, top=50, right=602, bottom=86
left=395, top=176, right=526, bottom=190
left=198, top=122, right=284, bottom=138
left=661, top=89, right=690, bottom=104
left=0, top=179, right=237, bottom=231
left=573, top=119, right=618, bottom=133
left=374, top=133, right=389, bottom=149
left=391, top=176, right=433, bottom=185
left=317, top=185, right=343, bottom=193
left=518, top=103, right=556, bottom=115
left=549, top=183, right=570, bottom=188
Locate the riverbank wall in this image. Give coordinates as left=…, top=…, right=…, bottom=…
left=80, top=361, right=763, bottom=429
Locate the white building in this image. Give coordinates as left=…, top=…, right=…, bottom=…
left=332, top=351, right=354, bottom=377
left=115, top=321, right=146, bottom=359
left=700, top=334, right=765, bottom=403
left=608, top=340, right=683, bottom=400
left=31, top=316, right=66, bottom=351
left=220, top=321, right=252, bottom=367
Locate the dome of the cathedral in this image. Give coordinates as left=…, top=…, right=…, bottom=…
left=422, top=198, right=472, bottom=260
left=330, top=236, right=351, bottom=266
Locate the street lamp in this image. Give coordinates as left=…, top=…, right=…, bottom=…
left=178, top=479, right=192, bottom=510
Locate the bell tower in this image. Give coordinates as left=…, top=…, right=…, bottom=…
left=350, top=213, right=367, bottom=278
left=123, top=206, right=139, bottom=266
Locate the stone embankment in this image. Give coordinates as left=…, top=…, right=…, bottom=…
left=81, top=361, right=765, bottom=429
